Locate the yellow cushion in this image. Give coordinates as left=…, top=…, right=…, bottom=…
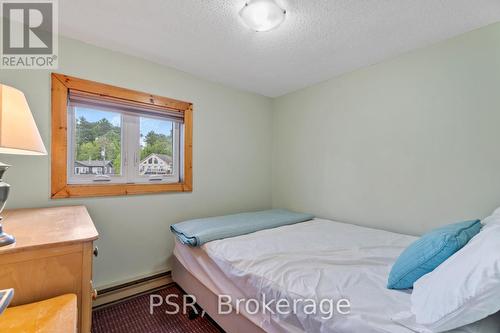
left=0, top=294, right=77, bottom=333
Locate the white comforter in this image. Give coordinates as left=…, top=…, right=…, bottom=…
left=202, top=218, right=499, bottom=333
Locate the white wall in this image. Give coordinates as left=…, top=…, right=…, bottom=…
left=272, top=23, right=500, bottom=236
left=0, top=37, right=273, bottom=288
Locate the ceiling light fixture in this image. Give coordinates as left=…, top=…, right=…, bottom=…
left=239, top=0, right=286, bottom=32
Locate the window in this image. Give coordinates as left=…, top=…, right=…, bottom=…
left=67, top=96, right=181, bottom=185
left=51, top=74, right=192, bottom=198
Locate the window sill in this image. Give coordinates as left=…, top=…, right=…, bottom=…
left=51, top=182, right=192, bottom=199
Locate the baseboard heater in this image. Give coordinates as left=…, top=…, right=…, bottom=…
left=93, top=271, right=173, bottom=309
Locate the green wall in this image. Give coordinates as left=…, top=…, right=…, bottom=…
left=3, top=22, right=500, bottom=288
left=0, top=37, right=273, bottom=288
left=272, top=23, right=500, bottom=235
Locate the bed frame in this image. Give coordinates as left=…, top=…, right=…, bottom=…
left=172, top=257, right=266, bottom=333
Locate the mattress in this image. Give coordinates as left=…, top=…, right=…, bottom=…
left=174, top=218, right=500, bottom=333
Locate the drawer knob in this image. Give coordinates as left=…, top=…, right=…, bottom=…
left=93, top=246, right=98, bottom=257
left=92, top=289, right=98, bottom=300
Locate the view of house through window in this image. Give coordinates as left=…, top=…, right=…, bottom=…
left=140, top=117, right=175, bottom=176
left=74, top=108, right=122, bottom=176
left=68, top=104, right=180, bottom=184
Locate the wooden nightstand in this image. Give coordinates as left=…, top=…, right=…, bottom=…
left=0, top=206, right=99, bottom=333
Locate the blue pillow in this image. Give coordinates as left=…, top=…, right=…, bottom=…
left=387, top=220, right=481, bottom=290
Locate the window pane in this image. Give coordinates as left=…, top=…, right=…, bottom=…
left=139, top=117, right=174, bottom=176
left=74, top=107, right=122, bottom=176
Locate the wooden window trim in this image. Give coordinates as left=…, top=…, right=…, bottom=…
left=51, top=73, right=193, bottom=199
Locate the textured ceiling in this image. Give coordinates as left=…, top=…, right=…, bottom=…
left=59, top=0, right=500, bottom=97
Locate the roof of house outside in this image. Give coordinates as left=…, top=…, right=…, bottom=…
left=141, top=153, right=173, bottom=164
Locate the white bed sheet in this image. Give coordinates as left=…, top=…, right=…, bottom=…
left=175, top=218, right=500, bottom=333
left=174, top=238, right=277, bottom=332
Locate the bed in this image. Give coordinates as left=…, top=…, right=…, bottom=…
left=172, top=218, right=500, bottom=333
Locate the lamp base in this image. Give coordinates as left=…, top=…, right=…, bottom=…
left=0, top=162, right=12, bottom=247
left=0, top=230, right=14, bottom=247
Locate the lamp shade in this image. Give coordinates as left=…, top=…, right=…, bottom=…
left=0, top=84, right=47, bottom=155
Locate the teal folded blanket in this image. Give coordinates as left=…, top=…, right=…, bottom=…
left=171, top=209, right=314, bottom=247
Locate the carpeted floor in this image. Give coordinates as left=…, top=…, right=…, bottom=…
left=92, top=285, right=223, bottom=333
